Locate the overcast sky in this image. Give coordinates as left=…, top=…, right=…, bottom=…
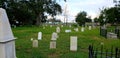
left=55, top=0, right=115, bottom=22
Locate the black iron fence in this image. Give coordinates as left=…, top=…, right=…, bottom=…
left=88, top=45, right=120, bottom=58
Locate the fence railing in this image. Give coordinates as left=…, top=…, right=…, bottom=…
left=88, top=45, right=120, bottom=58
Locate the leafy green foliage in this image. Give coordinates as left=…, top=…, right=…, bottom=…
left=75, top=11, right=91, bottom=26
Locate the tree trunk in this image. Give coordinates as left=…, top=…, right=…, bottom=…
left=36, top=13, right=42, bottom=26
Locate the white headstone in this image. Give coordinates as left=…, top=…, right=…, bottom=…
left=65, top=30, right=71, bottom=33
left=89, top=26, right=92, bottom=30
left=81, top=27, right=84, bottom=32
left=50, top=41, right=56, bottom=49
left=51, top=32, right=58, bottom=41
left=32, top=40, right=38, bottom=47
left=38, top=32, right=42, bottom=40
left=70, top=36, right=77, bottom=51
left=56, top=27, right=60, bottom=33
left=0, top=8, right=16, bottom=58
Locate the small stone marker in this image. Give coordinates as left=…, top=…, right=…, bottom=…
left=50, top=41, right=56, bottom=49
left=69, top=25, right=72, bottom=28
left=61, top=25, right=63, bottom=27
left=32, top=40, right=38, bottom=47
left=0, top=8, right=16, bottom=58
left=38, top=32, right=42, bottom=40
left=89, top=26, right=92, bottom=30
left=74, top=28, right=79, bottom=32
left=43, top=27, right=45, bottom=29
left=56, top=27, right=60, bottom=33
left=51, top=32, right=58, bottom=40
left=65, top=29, right=71, bottom=33
left=81, top=27, right=84, bottom=32
left=50, top=25, right=52, bottom=27
left=70, top=36, right=77, bottom=51
left=31, top=38, right=33, bottom=41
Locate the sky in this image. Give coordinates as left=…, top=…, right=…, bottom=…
left=55, top=0, right=115, bottom=22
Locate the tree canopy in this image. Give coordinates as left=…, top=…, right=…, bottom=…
left=0, top=0, right=63, bottom=26
left=75, top=11, right=91, bottom=26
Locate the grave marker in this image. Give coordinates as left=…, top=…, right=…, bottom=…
left=0, top=8, right=16, bottom=58
left=51, top=32, right=58, bottom=40
left=50, top=41, right=56, bottom=49
left=65, top=30, right=71, bottom=33
left=56, top=27, right=60, bottom=33
left=32, top=40, right=38, bottom=47
left=38, top=32, right=42, bottom=40
left=70, top=36, right=77, bottom=51
left=89, top=26, right=92, bottom=30
left=81, top=27, right=84, bottom=32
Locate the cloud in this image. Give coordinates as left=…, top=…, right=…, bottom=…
left=58, top=0, right=115, bottom=22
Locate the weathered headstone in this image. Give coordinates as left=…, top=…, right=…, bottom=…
left=51, top=32, right=58, bottom=40
left=74, top=28, right=79, bottom=32
left=32, top=40, right=38, bottom=47
left=65, top=29, right=71, bottom=33
left=70, top=36, right=77, bottom=51
left=56, top=27, right=60, bottom=33
left=38, top=32, right=42, bottom=40
left=69, top=25, right=72, bottom=28
left=61, top=25, right=63, bottom=27
left=0, top=8, right=16, bottom=58
left=89, top=26, right=92, bottom=30
left=81, top=27, right=84, bottom=32
left=50, top=41, right=56, bottom=49
left=107, top=32, right=117, bottom=39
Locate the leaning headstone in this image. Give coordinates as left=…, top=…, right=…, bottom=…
left=32, top=40, right=38, bottom=47
left=38, top=32, right=42, bottom=40
left=65, top=29, right=71, bottom=33
left=50, top=41, right=56, bottom=49
left=89, top=26, right=92, bottom=30
left=56, top=27, right=60, bottom=33
left=51, top=32, right=58, bottom=40
left=81, top=27, right=84, bottom=32
left=0, top=8, right=16, bottom=58
left=70, top=36, right=77, bottom=51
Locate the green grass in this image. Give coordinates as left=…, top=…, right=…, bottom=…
left=12, top=26, right=120, bottom=58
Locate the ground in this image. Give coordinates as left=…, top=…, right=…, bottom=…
left=12, top=25, right=120, bottom=58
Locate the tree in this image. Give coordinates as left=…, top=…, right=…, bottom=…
left=1, top=0, right=62, bottom=26
left=98, top=7, right=120, bottom=26
left=75, top=11, right=87, bottom=26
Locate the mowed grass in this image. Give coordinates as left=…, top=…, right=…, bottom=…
left=12, top=26, right=120, bottom=58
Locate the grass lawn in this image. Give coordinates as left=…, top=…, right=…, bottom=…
left=12, top=26, right=120, bottom=58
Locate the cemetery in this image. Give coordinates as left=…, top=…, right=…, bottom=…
left=0, top=0, right=120, bottom=58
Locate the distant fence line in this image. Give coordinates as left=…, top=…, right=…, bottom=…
left=88, top=45, right=120, bottom=58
